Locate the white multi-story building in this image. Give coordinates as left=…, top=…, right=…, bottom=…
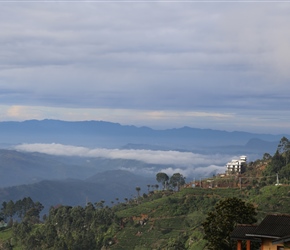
left=226, top=155, right=247, bottom=175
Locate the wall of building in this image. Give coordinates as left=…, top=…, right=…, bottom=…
left=261, top=239, right=288, bottom=250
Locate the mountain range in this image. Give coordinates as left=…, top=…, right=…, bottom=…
left=0, top=119, right=287, bottom=150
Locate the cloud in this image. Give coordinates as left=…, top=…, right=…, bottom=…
left=5, top=105, right=44, bottom=120
left=1, top=105, right=290, bottom=134
left=14, top=143, right=230, bottom=166
left=14, top=143, right=230, bottom=177
left=158, top=165, right=226, bottom=179
left=1, top=3, right=290, bottom=133
left=119, top=165, right=225, bottom=179
left=7, top=106, right=23, bottom=118
left=0, top=105, right=227, bottom=134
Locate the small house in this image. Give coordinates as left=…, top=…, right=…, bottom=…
left=231, top=214, right=290, bottom=250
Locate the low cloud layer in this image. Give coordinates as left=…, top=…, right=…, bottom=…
left=15, top=143, right=232, bottom=177
left=119, top=165, right=226, bottom=179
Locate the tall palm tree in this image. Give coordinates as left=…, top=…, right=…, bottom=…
left=147, top=184, right=150, bottom=193
left=136, top=186, right=141, bottom=197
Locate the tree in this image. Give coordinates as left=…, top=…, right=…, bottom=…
left=147, top=184, right=151, bottom=193
left=265, top=150, right=285, bottom=177
left=5, top=200, right=15, bottom=221
left=1, top=202, right=7, bottom=220
left=280, top=163, right=290, bottom=182
left=277, top=137, right=290, bottom=165
left=95, top=200, right=105, bottom=210
left=262, top=153, right=272, bottom=161
left=135, top=187, right=141, bottom=197
left=169, top=173, right=186, bottom=191
left=24, top=201, right=44, bottom=224
left=156, top=172, right=169, bottom=190
left=202, top=197, right=257, bottom=250
left=278, top=136, right=290, bottom=154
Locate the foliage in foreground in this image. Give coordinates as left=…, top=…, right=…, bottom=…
left=202, top=197, right=257, bottom=250
left=12, top=203, right=118, bottom=250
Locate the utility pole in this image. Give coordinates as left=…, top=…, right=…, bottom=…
left=276, top=173, right=280, bottom=186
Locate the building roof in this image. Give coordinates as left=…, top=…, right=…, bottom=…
left=246, top=214, right=290, bottom=239
left=230, top=224, right=258, bottom=241
left=272, top=234, right=290, bottom=244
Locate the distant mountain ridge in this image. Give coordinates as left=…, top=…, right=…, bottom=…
left=0, top=119, right=287, bottom=149
left=122, top=138, right=279, bottom=156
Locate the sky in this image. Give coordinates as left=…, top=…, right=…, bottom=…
left=1, top=1, right=290, bottom=134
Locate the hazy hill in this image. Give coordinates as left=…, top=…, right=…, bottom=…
left=0, top=170, right=153, bottom=214
left=198, top=138, right=279, bottom=155
left=122, top=138, right=279, bottom=156
left=0, top=149, right=94, bottom=187
left=0, top=149, right=170, bottom=188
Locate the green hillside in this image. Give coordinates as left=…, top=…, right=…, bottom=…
left=1, top=137, right=290, bottom=249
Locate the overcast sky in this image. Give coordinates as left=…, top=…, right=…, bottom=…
left=1, top=1, right=290, bottom=134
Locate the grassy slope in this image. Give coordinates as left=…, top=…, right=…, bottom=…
left=1, top=185, right=290, bottom=249
left=0, top=228, right=20, bottom=250
left=112, top=185, right=290, bottom=250
left=113, top=188, right=242, bottom=249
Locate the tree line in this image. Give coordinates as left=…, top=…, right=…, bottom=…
left=0, top=197, right=44, bottom=226
left=135, top=172, right=186, bottom=198
left=262, top=136, right=290, bottom=184
left=156, top=172, right=186, bottom=191
left=1, top=200, right=118, bottom=250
